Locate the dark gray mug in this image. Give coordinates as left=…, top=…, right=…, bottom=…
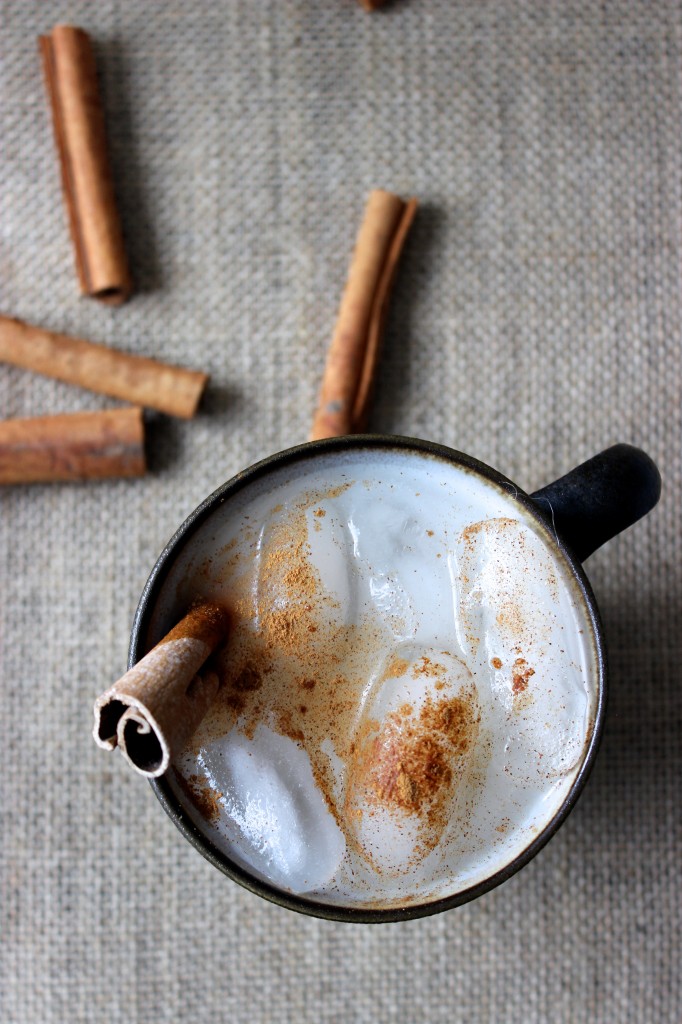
left=130, top=436, right=660, bottom=922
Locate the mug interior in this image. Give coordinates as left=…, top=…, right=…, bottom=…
left=131, top=436, right=605, bottom=922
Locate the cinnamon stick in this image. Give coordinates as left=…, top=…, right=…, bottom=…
left=0, top=407, right=145, bottom=484
left=351, top=196, right=417, bottom=431
left=0, top=316, right=208, bottom=419
left=93, top=602, right=229, bottom=778
left=40, top=24, right=132, bottom=304
left=310, top=190, right=417, bottom=440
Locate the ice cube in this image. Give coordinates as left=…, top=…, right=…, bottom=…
left=197, top=724, right=346, bottom=893
left=344, top=645, right=480, bottom=875
left=453, top=517, right=589, bottom=778
left=305, top=503, right=355, bottom=625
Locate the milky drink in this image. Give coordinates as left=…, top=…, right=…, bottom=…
left=152, top=448, right=598, bottom=909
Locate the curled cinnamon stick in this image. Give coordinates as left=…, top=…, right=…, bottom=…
left=40, top=24, right=132, bottom=304
left=310, top=190, right=417, bottom=440
left=93, top=603, right=229, bottom=778
left=0, top=407, right=145, bottom=484
left=0, top=316, right=208, bottom=419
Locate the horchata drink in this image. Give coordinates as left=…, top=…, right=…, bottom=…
left=148, top=446, right=598, bottom=910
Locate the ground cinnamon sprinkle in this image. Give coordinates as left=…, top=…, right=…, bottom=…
left=277, top=709, right=305, bottom=744
left=496, top=600, right=525, bottom=635
left=461, top=516, right=517, bottom=544
left=361, top=694, right=478, bottom=818
left=173, top=769, right=223, bottom=824
left=319, top=483, right=352, bottom=501
left=412, top=656, right=446, bottom=678
left=374, top=731, right=450, bottom=813
left=255, top=511, right=335, bottom=661
left=512, top=657, right=535, bottom=694
left=224, top=690, right=246, bottom=714
left=282, top=561, right=317, bottom=599
left=232, top=665, right=263, bottom=691
left=379, top=655, right=411, bottom=683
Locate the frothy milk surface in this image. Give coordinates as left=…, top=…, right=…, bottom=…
left=150, top=448, right=598, bottom=909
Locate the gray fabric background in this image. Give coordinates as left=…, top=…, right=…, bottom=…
left=1, top=1, right=680, bottom=1021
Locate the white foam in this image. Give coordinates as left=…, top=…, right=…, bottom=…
left=160, top=448, right=598, bottom=908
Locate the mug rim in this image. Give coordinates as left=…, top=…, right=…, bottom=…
left=130, top=434, right=607, bottom=923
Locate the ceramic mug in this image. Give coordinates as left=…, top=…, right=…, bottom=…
left=130, top=437, right=660, bottom=922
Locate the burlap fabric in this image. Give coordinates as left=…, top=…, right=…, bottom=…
left=1, top=2, right=679, bottom=1021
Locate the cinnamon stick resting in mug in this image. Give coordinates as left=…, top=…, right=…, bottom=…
left=0, top=316, right=208, bottom=419
left=310, top=189, right=417, bottom=440
left=93, top=603, right=229, bottom=778
left=0, top=407, right=145, bottom=484
left=40, top=24, right=132, bottom=304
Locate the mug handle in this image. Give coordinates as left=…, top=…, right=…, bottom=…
left=530, top=444, right=661, bottom=562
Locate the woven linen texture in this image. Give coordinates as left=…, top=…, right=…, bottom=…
left=1, top=2, right=680, bottom=1022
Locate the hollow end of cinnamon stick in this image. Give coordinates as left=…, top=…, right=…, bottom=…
left=93, top=602, right=229, bottom=778
left=0, top=315, right=209, bottom=420
left=310, top=190, right=417, bottom=441
left=112, top=670, right=220, bottom=777
left=40, top=25, right=132, bottom=304
left=0, top=407, right=146, bottom=485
